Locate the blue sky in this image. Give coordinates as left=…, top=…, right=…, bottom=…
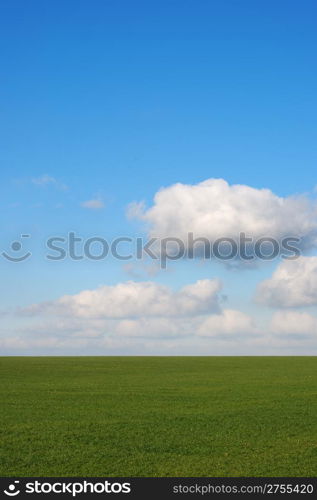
left=1, top=1, right=317, bottom=354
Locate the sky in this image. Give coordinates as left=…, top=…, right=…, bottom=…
left=0, top=0, right=317, bottom=355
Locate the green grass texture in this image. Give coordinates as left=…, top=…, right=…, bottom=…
left=1, top=356, right=316, bottom=477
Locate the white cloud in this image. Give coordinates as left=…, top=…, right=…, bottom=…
left=270, top=310, right=317, bottom=336
left=81, top=199, right=105, bottom=209
left=256, top=256, right=317, bottom=307
left=32, top=174, right=68, bottom=190
left=4, top=296, right=317, bottom=354
left=9, top=278, right=260, bottom=351
left=128, top=178, right=317, bottom=254
left=114, top=317, right=192, bottom=337
left=114, top=309, right=255, bottom=338
left=23, top=279, right=222, bottom=319
left=6, top=273, right=317, bottom=354
left=197, top=309, right=255, bottom=336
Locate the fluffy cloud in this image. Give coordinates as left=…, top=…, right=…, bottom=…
left=128, top=178, right=317, bottom=254
left=5, top=274, right=317, bottom=353
left=23, top=279, right=222, bottom=318
left=8, top=271, right=316, bottom=354
left=197, top=309, right=255, bottom=336
left=113, top=309, right=255, bottom=338
left=256, top=256, right=317, bottom=307
left=270, top=310, right=317, bottom=336
left=13, top=278, right=259, bottom=349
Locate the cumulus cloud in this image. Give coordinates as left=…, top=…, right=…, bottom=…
left=197, top=309, right=255, bottom=336
left=81, top=198, right=105, bottom=209
left=23, top=279, right=222, bottom=319
left=10, top=278, right=260, bottom=351
left=256, top=256, right=317, bottom=307
left=113, top=310, right=255, bottom=338
left=270, top=310, right=317, bottom=336
left=7, top=272, right=316, bottom=353
left=128, top=178, right=317, bottom=255
left=5, top=276, right=317, bottom=353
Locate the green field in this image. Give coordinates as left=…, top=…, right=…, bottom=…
left=0, top=356, right=316, bottom=477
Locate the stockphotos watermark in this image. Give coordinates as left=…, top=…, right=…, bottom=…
left=1, top=231, right=301, bottom=268
left=3, top=480, right=131, bottom=497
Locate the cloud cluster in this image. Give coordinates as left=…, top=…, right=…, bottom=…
left=3, top=176, right=317, bottom=355
left=128, top=178, right=317, bottom=253
left=15, top=278, right=257, bottom=346
left=23, top=279, right=222, bottom=318
left=3, top=272, right=316, bottom=354
left=113, top=308, right=255, bottom=338
left=256, top=256, right=317, bottom=307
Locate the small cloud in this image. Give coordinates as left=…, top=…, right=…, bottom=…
left=32, top=174, right=56, bottom=186
left=122, top=263, right=141, bottom=279
left=126, top=201, right=146, bottom=219
left=81, top=198, right=105, bottom=210
left=32, top=174, right=68, bottom=191
left=122, top=261, right=160, bottom=278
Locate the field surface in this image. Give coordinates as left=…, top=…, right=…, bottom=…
left=0, top=356, right=316, bottom=477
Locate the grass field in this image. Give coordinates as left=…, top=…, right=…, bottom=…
left=0, top=356, right=316, bottom=477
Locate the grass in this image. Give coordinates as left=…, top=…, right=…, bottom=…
left=0, top=356, right=316, bottom=477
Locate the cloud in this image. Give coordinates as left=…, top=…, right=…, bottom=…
left=197, top=309, right=256, bottom=336
left=11, top=278, right=259, bottom=350
left=81, top=199, right=105, bottom=209
left=128, top=178, right=317, bottom=255
left=270, top=310, right=317, bottom=336
left=22, top=279, right=222, bottom=319
left=113, top=309, right=255, bottom=338
left=32, top=174, right=68, bottom=190
left=5, top=280, right=317, bottom=353
left=127, top=201, right=146, bottom=219
left=7, top=273, right=316, bottom=354
left=113, top=317, right=191, bottom=338
left=256, top=256, right=317, bottom=307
